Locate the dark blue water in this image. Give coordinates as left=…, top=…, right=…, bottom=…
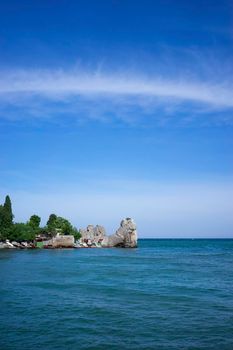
left=0, top=239, right=233, bottom=350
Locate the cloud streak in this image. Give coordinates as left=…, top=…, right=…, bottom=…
left=1, top=68, right=233, bottom=107
left=0, top=67, right=233, bottom=126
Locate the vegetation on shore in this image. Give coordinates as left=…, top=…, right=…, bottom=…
left=0, top=195, right=81, bottom=242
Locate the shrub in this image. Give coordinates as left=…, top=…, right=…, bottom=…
left=72, top=228, right=82, bottom=241
left=8, top=223, right=36, bottom=242
left=28, top=215, right=41, bottom=229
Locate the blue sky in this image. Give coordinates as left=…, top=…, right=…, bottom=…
left=0, top=0, right=232, bottom=237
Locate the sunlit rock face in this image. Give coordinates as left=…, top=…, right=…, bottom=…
left=44, top=235, right=75, bottom=248
left=101, top=218, right=137, bottom=248
left=80, top=225, right=106, bottom=243
left=78, top=218, right=137, bottom=248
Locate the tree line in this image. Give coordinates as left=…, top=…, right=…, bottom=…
left=0, top=195, right=81, bottom=242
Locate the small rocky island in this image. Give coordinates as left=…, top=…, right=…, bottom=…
left=0, top=195, right=137, bottom=249
left=0, top=218, right=138, bottom=249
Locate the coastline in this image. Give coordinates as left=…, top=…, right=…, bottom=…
left=0, top=218, right=138, bottom=249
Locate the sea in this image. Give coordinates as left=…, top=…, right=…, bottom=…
left=0, top=239, right=233, bottom=350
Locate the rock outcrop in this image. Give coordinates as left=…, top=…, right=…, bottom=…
left=101, top=218, right=137, bottom=248
left=43, top=235, right=75, bottom=248
left=78, top=218, right=137, bottom=248
left=0, top=241, right=36, bottom=249
left=0, top=241, right=15, bottom=249
left=80, top=225, right=106, bottom=244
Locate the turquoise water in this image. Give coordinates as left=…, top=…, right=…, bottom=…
left=0, top=239, right=233, bottom=350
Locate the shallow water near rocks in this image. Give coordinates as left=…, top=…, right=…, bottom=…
left=0, top=239, right=233, bottom=350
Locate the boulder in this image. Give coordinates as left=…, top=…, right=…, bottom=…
left=50, top=235, right=75, bottom=248
left=79, top=224, right=106, bottom=243
left=102, top=218, right=137, bottom=248
left=12, top=241, right=22, bottom=248
left=5, top=240, right=16, bottom=248
left=94, top=225, right=106, bottom=241
left=0, top=242, right=9, bottom=249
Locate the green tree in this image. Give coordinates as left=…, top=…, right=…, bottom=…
left=54, top=216, right=73, bottom=235
left=0, top=205, right=5, bottom=228
left=0, top=205, right=11, bottom=240
left=3, top=195, right=14, bottom=227
left=47, top=214, right=57, bottom=235
left=9, top=223, right=36, bottom=242
left=0, top=196, right=13, bottom=231
left=46, top=214, right=80, bottom=237
left=46, top=214, right=73, bottom=235
left=28, top=215, right=41, bottom=229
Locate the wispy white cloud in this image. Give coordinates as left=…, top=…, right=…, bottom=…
left=1, top=68, right=233, bottom=106
left=0, top=67, right=233, bottom=125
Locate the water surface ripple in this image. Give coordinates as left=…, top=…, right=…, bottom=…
left=0, top=239, right=233, bottom=349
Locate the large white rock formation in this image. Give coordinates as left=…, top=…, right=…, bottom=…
left=101, top=218, right=137, bottom=248
left=80, top=225, right=106, bottom=244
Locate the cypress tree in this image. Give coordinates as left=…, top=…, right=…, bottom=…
left=0, top=205, right=5, bottom=228
left=3, top=195, right=14, bottom=227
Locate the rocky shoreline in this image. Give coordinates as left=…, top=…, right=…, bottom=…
left=0, top=218, right=138, bottom=249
